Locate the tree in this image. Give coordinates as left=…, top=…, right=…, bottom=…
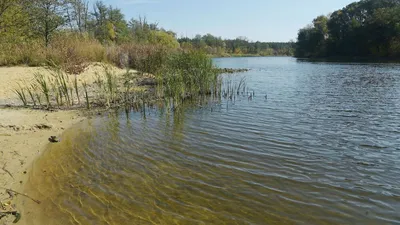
left=0, top=0, right=13, bottom=20
left=178, top=35, right=294, bottom=56
left=149, top=30, right=179, bottom=49
left=128, top=16, right=158, bottom=42
left=0, top=0, right=30, bottom=34
left=29, top=0, right=66, bottom=46
left=65, top=0, right=89, bottom=32
left=89, top=1, right=129, bottom=43
left=295, top=0, right=400, bottom=58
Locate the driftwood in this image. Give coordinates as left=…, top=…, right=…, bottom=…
left=0, top=188, right=41, bottom=204
left=1, top=164, right=14, bottom=179
left=0, top=188, right=38, bottom=223
left=0, top=210, right=21, bottom=223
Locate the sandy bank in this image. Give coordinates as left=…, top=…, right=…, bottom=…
left=0, top=108, right=83, bottom=224
left=0, top=63, right=129, bottom=106
left=0, top=64, right=129, bottom=224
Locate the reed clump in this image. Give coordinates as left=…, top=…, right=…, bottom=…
left=156, top=50, right=219, bottom=108
left=13, top=49, right=223, bottom=111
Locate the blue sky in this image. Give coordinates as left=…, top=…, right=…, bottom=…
left=97, top=0, right=356, bottom=42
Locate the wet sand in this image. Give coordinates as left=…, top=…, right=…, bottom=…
left=0, top=108, right=83, bottom=224
left=0, top=64, right=128, bottom=224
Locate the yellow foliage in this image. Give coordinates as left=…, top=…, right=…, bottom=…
left=148, top=31, right=179, bottom=49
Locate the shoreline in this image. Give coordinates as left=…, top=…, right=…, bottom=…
left=0, top=107, right=85, bottom=224
left=295, top=56, right=400, bottom=63
left=0, top=64, right=128, bottom=224
left=211, top=54, right=293, bottom=58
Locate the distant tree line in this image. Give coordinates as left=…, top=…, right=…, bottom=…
left=295, top=0, right=400, bottom=59
left=0, top=0, right=293, bottom=68
left=178, top=35, right=294, bottom=56
left=0, top=0, right=179, bottom=48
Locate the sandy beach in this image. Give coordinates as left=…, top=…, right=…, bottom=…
left=0, top=64, right=127, bottom=224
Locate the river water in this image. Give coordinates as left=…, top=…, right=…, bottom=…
left=24, top=57, right=400, bottom=224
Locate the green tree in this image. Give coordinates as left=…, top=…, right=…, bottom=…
left=89, top=1, right=129, bottom=43
left=148, top=30, right=179, bottom=48
left=65, top=0, right=89, bottom=32
left=30, top=0, right=66, bottom=46
left=296, top=0, right=400, bottom=59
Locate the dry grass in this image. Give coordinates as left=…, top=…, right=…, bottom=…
left=47, top=33, right=106, bottom=74
left=0, top=32, right=105, bottom=74
left=106, top=44, right=169, bottom=74
left=0, top=40, right=46, bottom=67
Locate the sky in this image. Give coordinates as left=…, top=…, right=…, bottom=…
left=97, top=0, right=356, bottom=42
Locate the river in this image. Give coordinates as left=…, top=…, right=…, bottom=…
left=24, top=57, right=400, bottom=225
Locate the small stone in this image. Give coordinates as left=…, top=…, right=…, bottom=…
left=48, top=136, right=60, bottom=143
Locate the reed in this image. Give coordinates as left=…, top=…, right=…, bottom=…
left=122, top=70, right=135, bottom=105
left=237, top=77, right=246, bottom=95
left=34, top=73, right=51, bottom=107
left=82, top=81, right=90, bottom=109
left=14, top=83, right=28, bottom=106
left=35, top=91, right=42, bottom=107
left=11, top=48, right=223, bottom=112
left=158, top=50, right=218, bottom=106
left=26, top=85, right=37, bottom=107
left=104, top=67, right=117, bottom=108
left=51, top=69, right=72, bottom=107
left=74, top=75, right=80, bottom=105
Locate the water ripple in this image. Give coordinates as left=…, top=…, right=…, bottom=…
left=24, top=57, right=400, bottom=225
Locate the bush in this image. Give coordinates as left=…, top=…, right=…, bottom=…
left=0, top=32, right=106, bottom=72
left=0, top=40, right=46, bottom=66
left=107, top=44, right=170, bottom=74
left=46, top=33, right=106, bottom=74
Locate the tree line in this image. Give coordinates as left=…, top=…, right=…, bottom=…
left=179, top=35, right=294, bottom=56
left=295, top=0, right=400, bottom=59
left=0, top=0, right=180, bottom=50
left=0, top=0, right=294, bottom=62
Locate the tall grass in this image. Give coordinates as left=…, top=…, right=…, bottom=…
left=0, top=40, right=46, bottom=66
left=107, top=44, right=169, bottom=73
left=157, top=50, right=218, bottom=107
left=82, top=81, right=90, bottom=109
left=14, top=83, right=28, bottom=106
left=12, top=46, right=221, bottom=111
left=26, top=84, right=37, bottom=107
left=51, top=68, right=72, bottom=106
left=104, top=67, right=117, bottom=108
left=0, top=32, right=105, bottom=70
left=34, top=73, right=51, bottom=107
left=47, top=33, right=105, bottom=74
left=74, top=75, right=80, bottom=105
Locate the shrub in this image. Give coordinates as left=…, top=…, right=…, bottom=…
left=46, top=32, right=106, bottom=74
left=107, top=44, right=170, bottom=74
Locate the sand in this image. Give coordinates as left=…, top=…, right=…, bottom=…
left=0, top=64, right=129, bottom=224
